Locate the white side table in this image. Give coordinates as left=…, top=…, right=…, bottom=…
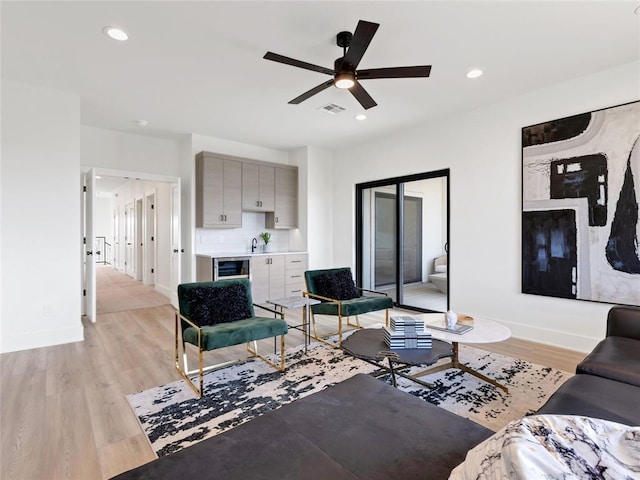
left=267, top=296, right=320, bottom=354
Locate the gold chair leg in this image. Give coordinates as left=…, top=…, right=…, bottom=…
left=386, top=309, right=389, bottom=327
left=247, top=338, right=286, bottom=372
left=311, top=311, right=319, bottom=339
left=280, top=334, right=285, bottom=371
left=175, top=313, right=204, bottom=398
left=346, top=315, right=361, bottom=328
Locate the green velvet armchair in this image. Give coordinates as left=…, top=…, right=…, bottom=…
left=304, top=268, right=393, bottom=346
left=176, top=279, right=288, bottom=398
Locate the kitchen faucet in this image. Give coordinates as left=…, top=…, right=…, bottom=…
left=251, top=237, right=258, bottom=253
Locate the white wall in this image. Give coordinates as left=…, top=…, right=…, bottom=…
left=81, top=126, right=182, bottom=177
left=302, top=147, right=335, bottom=269
left=331, top=61, right=640, bottom=353
left=1, top=80, right=83, bottom=353
left=94, top=195, right=113, bottom=264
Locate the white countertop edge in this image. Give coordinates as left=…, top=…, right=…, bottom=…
left=196, top=252, right=308, bottom=257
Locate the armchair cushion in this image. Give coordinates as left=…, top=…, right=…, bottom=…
left=182, top=283, right=253, bottom=327
left=183, top=316, right=288, bottom=351
left=313, top=269, right=360, bottom=300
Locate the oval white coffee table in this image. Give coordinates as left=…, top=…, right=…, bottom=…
left=418, top=314, right=512, bottom=393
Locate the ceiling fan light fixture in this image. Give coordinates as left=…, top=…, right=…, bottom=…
left=334, top=72, right=355, bottom=89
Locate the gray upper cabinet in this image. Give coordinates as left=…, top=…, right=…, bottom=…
left=242, top=163, right=275, bottom=212
left=196, top=152, right=298, bottom=230
left=196, top=153, right=242, bottom=228
left=266, top=167, right=298, bottom=229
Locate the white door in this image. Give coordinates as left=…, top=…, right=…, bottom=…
left=144, top=192, right=156, bottom=286
left=84, top=169, right=97, bottom=323
left=170, top=183, right=181, bottom=307
left=135, top=198, right=143, bottom=281
left=113, top=208, right=119, bottom=268
left=125, top=202, right=135, bottom=277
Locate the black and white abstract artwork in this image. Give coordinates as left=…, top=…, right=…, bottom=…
left=522, top=100, right=640, bottom=306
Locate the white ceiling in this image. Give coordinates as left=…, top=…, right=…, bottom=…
left=2, top=1, right=639, bottom=151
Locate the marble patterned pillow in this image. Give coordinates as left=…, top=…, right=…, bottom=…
left=449, top=414, right=640, bottom=480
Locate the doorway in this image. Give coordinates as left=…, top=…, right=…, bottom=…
left=357, top=170, right=449, bottom=312
left=81, top=168, right=181, bottom=320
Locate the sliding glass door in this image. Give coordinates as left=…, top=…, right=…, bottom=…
left=357, top=170, right=449, bottom=312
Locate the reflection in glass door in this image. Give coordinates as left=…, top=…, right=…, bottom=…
left=374, top=193, right=422, bottom=290
left=357, top=170, right=449, bottom=313
left=374, top=193, right=396, bottom=287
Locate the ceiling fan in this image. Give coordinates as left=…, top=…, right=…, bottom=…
left=263, top=20, right=432, bottom=110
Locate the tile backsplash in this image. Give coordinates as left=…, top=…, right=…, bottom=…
left=195, top=212, right=290, bottom=254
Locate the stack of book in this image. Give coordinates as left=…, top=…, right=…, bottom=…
left=383, top=316, right=432, bottom=349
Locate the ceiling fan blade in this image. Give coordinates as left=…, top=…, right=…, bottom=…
left=288, top=79, right=334, bottom=104
left=357, top=65, right=432, bottom=80
left=341, top=20, right=379, bottom=70
left=349, top=81, right=377, bottom=110
left=264, top=52, right=335, bottom=76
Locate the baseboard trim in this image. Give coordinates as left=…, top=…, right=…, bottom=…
left=154, top=284, right=177, bottom=308
left=496, top=318, right=599, bottom=354
left=0, top=325, right=84, bottom=354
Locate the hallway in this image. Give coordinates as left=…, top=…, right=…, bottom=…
left=96, top=265, right=170, bottom=314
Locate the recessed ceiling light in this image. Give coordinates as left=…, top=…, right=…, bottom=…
left=95, top=175, right=102, bottom=179
left=103, top=26, right=128, bottom=41
left=466, top=69, right=483, bottom=79
left=133, top=119, right=149, bottom=127
left=355, top=114, right=367, bottom=121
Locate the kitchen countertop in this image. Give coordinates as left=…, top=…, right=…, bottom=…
left=196, top=251, right=307, bottom=258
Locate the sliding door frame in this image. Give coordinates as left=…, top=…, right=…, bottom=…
left=356, top=169, right=450, bottom=312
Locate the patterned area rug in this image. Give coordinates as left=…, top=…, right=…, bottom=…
left=126, top=340, right=571, bottom=457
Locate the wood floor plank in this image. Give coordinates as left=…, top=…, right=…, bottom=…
left=98, top=434, right=155, bottom=480
left=41, top=389, right=102, bottom=480
left=0, top=370, right=47, bottom=480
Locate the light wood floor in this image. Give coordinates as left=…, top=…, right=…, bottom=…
left=0, top=269, right=586, bottom=480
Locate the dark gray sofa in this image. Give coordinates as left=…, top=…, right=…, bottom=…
left=536, top=305, right=640, bottom=425
left=112, top=373, right=492, bottom=480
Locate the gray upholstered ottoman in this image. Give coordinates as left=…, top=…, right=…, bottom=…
left=112, top=374, right=492, bottom=480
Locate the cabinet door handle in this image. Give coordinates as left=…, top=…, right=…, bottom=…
left=290, top=275, right=302, bottom=278
left=275, top=217, right=279, bottom=223
left=290, top=289, right=302, bottom=293
left=219, top=214, right=223, bottom=221
left=256, top=201, right=259, bottom=207
left=291, top=260, right=301, bottom=263
left=260, top=200, right=263, bottom=207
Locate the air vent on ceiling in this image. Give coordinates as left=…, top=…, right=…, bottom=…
left=318, top=103, right=346, bottom=115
